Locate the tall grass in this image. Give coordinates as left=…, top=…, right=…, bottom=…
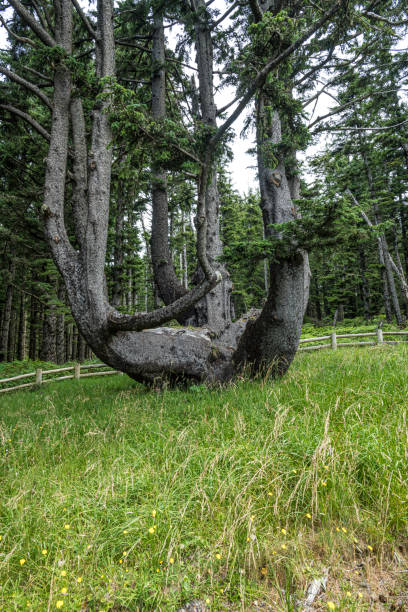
left=1, top=345, right=407, bottom=610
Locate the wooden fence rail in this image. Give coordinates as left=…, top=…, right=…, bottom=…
left=0, top=363, right=120, bottom=394
left=298, top=329, right=408, bottom=351
left=1, top=330, right=408, bottom=394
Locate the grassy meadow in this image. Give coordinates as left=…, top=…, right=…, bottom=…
left=1, top=340, right=408, bottom=610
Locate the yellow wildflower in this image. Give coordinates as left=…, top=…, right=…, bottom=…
left=152, top=510, right=157, bottom=518
left=281, top=528, right=287, bottom=535
left=42, top=549, right=47, bottom=555
left=122, top=551, right=127, bottom=556
left=60, top=587, right=67, bottom=594
left=281, top=544, right=287, bottom=550
left=148, top=527, right=155, bottom=534
left=327, top=603, right=335, bottom=610
left=76, top=577, right=82, bottom=583
left=206, top=599, right=210, bottom=605
left=358, top=592, right=363, bottom=598
left=220, top=589, right=224, bottom=594
left=123, top=530, right=128, bottom=534
left=169, top=557, right=174, bottom=564
left=306, top=513, right=312, bottom=519
left=156, top=568, right=160, bottom=573
left=341, top=527, right=347, bottom=533
left=216, top=553, right=221, bottom=560
left=292, top=469, right=297, bottom=474
left=60, top=570, right=67, bottom=577
left=64, top=524, right=70, bottom=530
left=0, top=535, right=2, bottom=541
left=367, top=545, right=373, bottom=551
left=322, top=480, right=327, bottom=487
left=268, top=492, right=273, bottom=496
left=324, top=465, right=329, bottom=470
left=56, top=602, right=64, bottom=609
left=20, top=558, right=26, bottom=566
left=246, top=537, right=250, bottom=542
left=336, top=527, right=340, bottom=532
left=250, top=515, right=254, bottom=521
left=346, top=591, right=352, bottom=597
left=261, top=567, right=267, bottom=575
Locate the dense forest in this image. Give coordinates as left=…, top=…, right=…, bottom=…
left=0, top=0, right=407, bottom=377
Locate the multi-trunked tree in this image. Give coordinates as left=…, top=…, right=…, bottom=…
left=1, top=0, right=406, bottom=382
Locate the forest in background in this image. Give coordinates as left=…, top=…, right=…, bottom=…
left=0, top=0, right=407, bottom=365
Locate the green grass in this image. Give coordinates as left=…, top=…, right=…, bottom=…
left=1, top=345, right=408, bottom=610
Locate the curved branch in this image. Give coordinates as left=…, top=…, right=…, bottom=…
left=0, top=66, right=52, bottom=108
left=0, top=14, right=37, bottom=47
left=7, top=0, right=56, bottom=47
left=0, top=104, right=51, bottom=141
left=108, top=275, right=221, bottom=332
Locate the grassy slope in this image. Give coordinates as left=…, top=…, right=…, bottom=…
left=0, top=345, right=408, bottom=611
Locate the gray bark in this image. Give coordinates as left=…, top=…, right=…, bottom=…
left=190, top=0, right=233, bottom=334
left=150, top=9, right=188, bottom=309
left=56, top=281, right=66, bottom=364
left=17, top=275, right=27, bottom=361
left=0, top=260, right=16, bottom=362
left=234, top=96, right=310, bottom=376
left=112, top=186, right=124, bottom=308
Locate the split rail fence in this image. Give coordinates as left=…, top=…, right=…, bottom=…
left=298, top=329, right=408, bottom=351
left=0, top=363, right=120, bottom=394
left=1, top=330, right=407, bottom=394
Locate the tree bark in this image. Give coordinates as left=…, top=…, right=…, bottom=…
left=150, top=8, right=188, bottom=310
left=234, top=105, right=310, bottom=375
left=40, top=281, right=57, bottom=362
left=56, top=281, right=66, bottom=364
left=112, top=185, right=125, bottom=308
left=0, top=260, right=16, bottom=362
left=17, top=286, right=27, bottom=361
left=190, top=0, right=233, bottom=334
left=359, top=249, right=370, bottom=321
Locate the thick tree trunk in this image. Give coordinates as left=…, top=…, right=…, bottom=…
left=190, top=0, right=232, bottom=334
left=234, top=106, right=309, bottom=375
left=112, top=186, right=124, bottom=308
left=150, top=9, right=188, bottom=308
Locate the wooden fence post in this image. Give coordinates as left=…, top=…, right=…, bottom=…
left=35, top=368, right=42, bottom=385
left=74, top=363, right=81, bottom=380
left=331, top=332, right=337, bottom=350
left=377, top=329, right=383, bottom=345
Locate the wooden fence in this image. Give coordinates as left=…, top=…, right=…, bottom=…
left=0, top=363, right=120, bottom=394
left=1, top=330, right=407, bottom=393
left=298, top=329, right=408, bottom=351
